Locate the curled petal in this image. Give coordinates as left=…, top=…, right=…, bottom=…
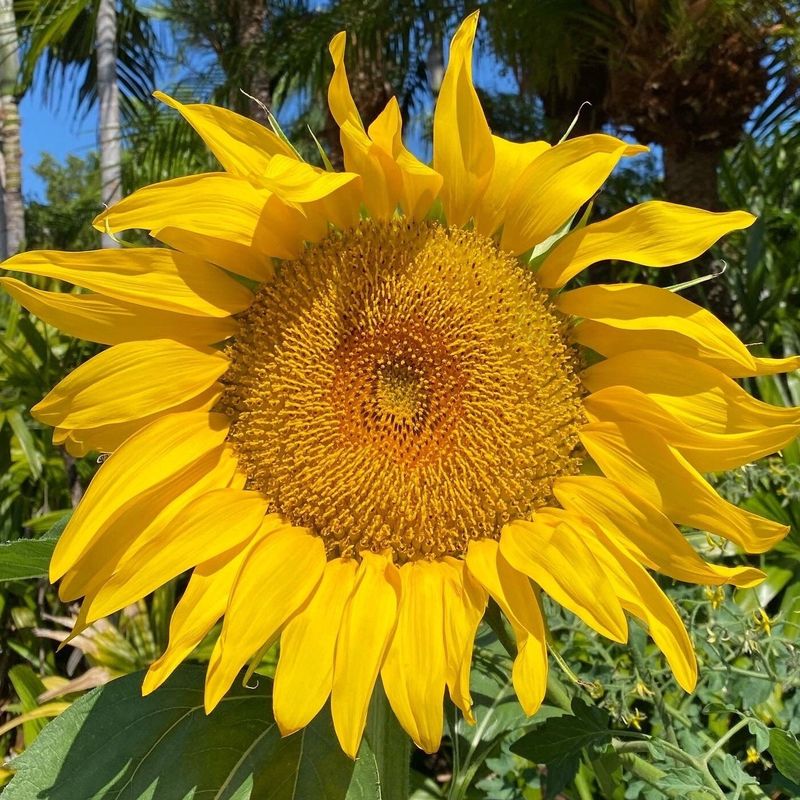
left=537, top=202, right=754, bottom=288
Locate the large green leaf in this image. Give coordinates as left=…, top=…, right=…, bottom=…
left=511, top=696, right=611, bottom=765
left=510, top=695, right=612, bottom=795
left=0, top=539, right=57, bottom=582
left=769, top=729, right=800, bottom=784
left=0, top=514, right=69, bottom=582
left=4, top=665, right=376, bottom=800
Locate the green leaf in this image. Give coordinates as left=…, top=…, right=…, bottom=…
left=4, top=665, right=365, bottom=800
left=542, top=753, right=580, bottom=799
left=510, top=697, right=612, bottom=765
left=6, top=408, right=43, bottom=480
left=747, top=718, right=770, bottom=752
left=734, top=563, right=793, bottom=610
left=769, top=728, right=800, bottom=784
left=0, top=514, right=69, bottom=582
left=0, top=539, right=57, bottom=582
left=7, top=666, right=48, bottom=746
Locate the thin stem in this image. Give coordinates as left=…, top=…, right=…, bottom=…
left=574, top=767, right=594, bottom=800
left=485, top=600, right=517, bottom=657
left=612, top=739, right=725, bottom=800
left=616, top=753, right=676, bottom=796
left=628, top=623, right=678, bottom=746
left=546, top=629, right=593, bottom=690
left=701, top=717, right=749, bottom=766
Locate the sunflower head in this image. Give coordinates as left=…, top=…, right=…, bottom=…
left=222, top=219, right=584, bottom=562
left=4, top=9, right=797, bottom=760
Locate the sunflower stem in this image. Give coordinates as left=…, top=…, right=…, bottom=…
left=485, top=600, right=517, bottom=657
left=365, top=679, right=411, bottom=800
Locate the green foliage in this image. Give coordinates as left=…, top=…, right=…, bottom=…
left=0, top=285, right=97, bottom=539
left=3, top=666, right=379, bottom=800
left=511, top=699, right=612, bottom=792
left=24, top=153, right=101, bottom=250
left=0, top=536, right=59, bottom=583
left=719, top=131, right=800, bottom=355
left=446, top=637, right=560, bottom=800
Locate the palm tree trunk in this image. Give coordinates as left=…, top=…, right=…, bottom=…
left=238, top=0, right=270, bottom=124
left=97, top=0, right=121, bottom=249
left=663, top=145, right=722, bottom=211
left=0, top=0, right=24, bottom=257
left=662, top=144, right=733, bottom=322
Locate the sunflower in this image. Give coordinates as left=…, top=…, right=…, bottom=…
left=4, top=12, right=799, bottom=758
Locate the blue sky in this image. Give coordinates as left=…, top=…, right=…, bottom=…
left=21, top=89, right=98, bottom=200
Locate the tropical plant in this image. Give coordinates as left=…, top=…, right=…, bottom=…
left=0, top=0, right=24, bottom=256
left=484, top=0, right=800, bottom=211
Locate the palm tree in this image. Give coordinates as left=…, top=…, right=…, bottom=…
left=484, top=0, right=800, bottom=211
left=96, top=0, right=121, bottom=247
left=0, top=0, right=23, bottom=256
left=15, top=0, right=156, bottom=244
left=164, top=0, right=273, bottom=123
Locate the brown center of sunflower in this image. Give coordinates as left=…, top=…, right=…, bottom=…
left=222, top=220, right=584, bottom=562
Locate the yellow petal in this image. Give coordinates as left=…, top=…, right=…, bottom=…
left=327, top=37, right=438, bottom=220
left=143, top=542, right=251, bottom=695
left=562, top=283, right=800, bottom=378
left=151, top=226, right=273, bottom=283
left=581, top=350, right=800, bottom=434
left=273, top=558, right=358, bottom=735
left=84, top=490, right=269, bottom=621
left=0, top=278, right=237, bottom=346
left=3, top=248, right=252, bottom=317
left=580, top=420, right=789, bottom=553
left=52, top=385, right=221, bottom=457
left=583, top=521, right=697, bottom=692
left=441, top=557, right=487, bottom=723
left=395, top=146, right=443, bottom=221
left=331, top=551, right=400, bottom=759
left=382, top=561, right=448, bottom=753
left=499, top=518, right=628, bottom=643
left=584, top=385, right=800, bottom=472
left=554, top=476, right=764, bottom=588
left=50, top=411, right=229, bottom=581
left=261, top=154, right=359, bottom=204
left=327, top=32, right=364, bottom=131
left=94, top=173, right=311, bottom=270
left=33, top=340, right=227, bottom=430
left=369, top=98, right=442, bottom=220
left=327, top=35, right=400, bottom=220
left=475, top=137, right=551, bottom=236
left=340, top=120, right=401, bottom=220
left=465, top=539, right=548, bottom=716
left=60, top=445, right=240, bottom=604
left=433, top=12, right=494, bottom=226
left=155, top=91, right=298, bottom=177
left=537, top=202, right=755, bottom=288
left=204, top=522, right=326, bottom=712
left=501, top=135, right=647, bottom=255
left=309, top=180, right=363, bottom=232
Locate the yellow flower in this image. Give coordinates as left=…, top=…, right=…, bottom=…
left=626, top=709, right=648, bottom=731
left=753, top=608, right=773, bottom=636
left=3, top=12, right=799, bottom=758
left=704, top=585, right=726, bottom=610
left=745, top=745, right=761, bottom=764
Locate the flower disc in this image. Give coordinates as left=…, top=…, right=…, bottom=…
left=223, top=220, right=585, bottom=561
